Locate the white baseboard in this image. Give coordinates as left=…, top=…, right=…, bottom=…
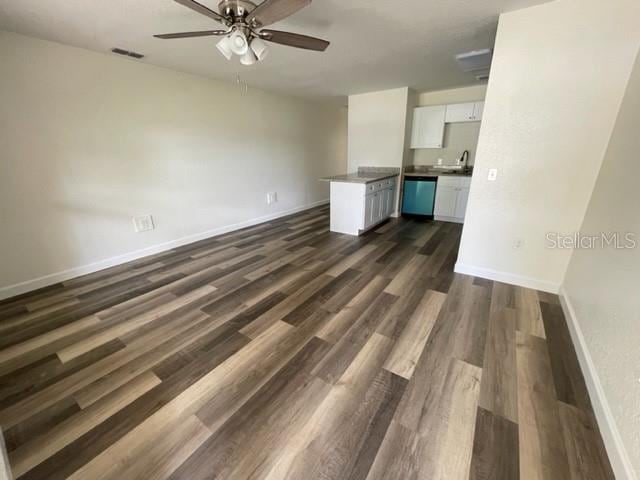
left=0, top=428, right=11, bottom=480
left=0, top=200, right=329, bottom=302
left=454, top=262, right=560, bottom=293
left=559, top=286, right=637, bottom=480
left=434, top=215, right=464, bottom=224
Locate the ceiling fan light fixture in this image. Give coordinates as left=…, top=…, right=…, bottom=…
left=216, top=35, right=233, bottom=60
left=229, top=30, right=249, bottom=55
left=240, top=48, right=258, bottom=66
left=156, top=0, right=331, bottom=65
left=250, top=37, right=269, bottom=61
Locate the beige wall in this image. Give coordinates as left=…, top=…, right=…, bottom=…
left=417, top=84, right=487, bottom=107
left=563, top=50, right=640, bottom=479
left=347, top=87, right=410, bottom=172
left=413, top=122, right=482, bottom=167
left=402, top=89, right=419, bottom=168
left=457, top=0, right=640, bottom=292
left=0, top=31, right=347, bottom=298
left=348, top=85, right=483, bottom=171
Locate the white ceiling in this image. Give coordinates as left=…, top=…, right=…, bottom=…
left=0, top=0, right=550, bottom=100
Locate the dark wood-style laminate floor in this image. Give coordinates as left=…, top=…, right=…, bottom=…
left=0, top=205, right=614, bottom=480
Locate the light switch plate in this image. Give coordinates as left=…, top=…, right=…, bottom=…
left=133, top=214, right=155, bottom=233
left=488, top=168, right=498, bottom=181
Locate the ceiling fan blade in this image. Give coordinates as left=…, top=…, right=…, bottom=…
left=247, top=0, right=311, bottom=27
left=173, top=0, right=227, bottom=24
left=260, top=29, right=329, bottom=51
left=154, top=30, right=227, bottom=39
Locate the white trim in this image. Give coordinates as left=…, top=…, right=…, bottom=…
left=454, top=262, right=560, bottom=293
left=0, top=428, right=12, bottom=480
left=435, top=215, right=464, bottom=224
left=559, top=286, right=637, bottom=480
left=0, top=200, right=329, bottom=302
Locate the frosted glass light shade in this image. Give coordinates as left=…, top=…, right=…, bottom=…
left=250, top=37, right=269, bottom=61
left=216, top=36, right=233, bottom=60
left=240, top=48, right=257, bottom=66
left=229, top=31, right=249, bottom=55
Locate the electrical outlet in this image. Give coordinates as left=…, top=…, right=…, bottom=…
left=267, top=192, right=278, bottom=205
left=488, top=168, right=498, bottom=181
left=133, top=214, right=155, bottom=233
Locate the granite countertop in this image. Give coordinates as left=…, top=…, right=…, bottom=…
left=403, top=167, right=473, bottom=178
left=403, top=171, right=472, bottom=178
left=320, top=172, right=399, bottom=185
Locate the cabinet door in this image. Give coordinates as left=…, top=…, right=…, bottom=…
left=386, top=188, right=395, bottom=217
left=434, top=186, right=458, bottom=217
left=376, top=192, right=386, bottom=223
left=410, top=109, right=424, bottom=148
left=411, top=106, right=446, bottom=149
left=473, top=101, right=485, bottom=121
left=380, top=189, right=389, bottom=220
left=371, top=193, right=380, bottom=224
left=454, top=188, right=470, bottom=220
left=445, top=103, right=475, bottom=123
left=364, top=194, right=375, bottom=229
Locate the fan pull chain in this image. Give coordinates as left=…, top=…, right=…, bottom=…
left=236, top=73, right=249, bottom=95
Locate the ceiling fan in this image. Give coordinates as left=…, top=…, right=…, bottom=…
left=154, top=0, right=330, bottom=66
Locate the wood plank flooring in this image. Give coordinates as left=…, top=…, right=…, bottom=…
left=0, top=205, right=614, bottom=479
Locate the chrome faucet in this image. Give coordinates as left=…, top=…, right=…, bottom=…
left=460, top=150, right=470, bottom=172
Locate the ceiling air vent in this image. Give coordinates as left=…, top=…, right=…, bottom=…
left=455, top=49, right=493, bottom=72
left=111, top=48, right=145, bottom=59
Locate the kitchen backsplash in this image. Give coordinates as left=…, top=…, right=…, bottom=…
left=412, top=121, right=481, bottom=166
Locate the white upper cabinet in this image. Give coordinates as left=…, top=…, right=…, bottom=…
left=445, top=102, right=475, bottom=123
left=444, top=101, right=485, bottom=123
left=410, top=105, right=446, bottom=149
